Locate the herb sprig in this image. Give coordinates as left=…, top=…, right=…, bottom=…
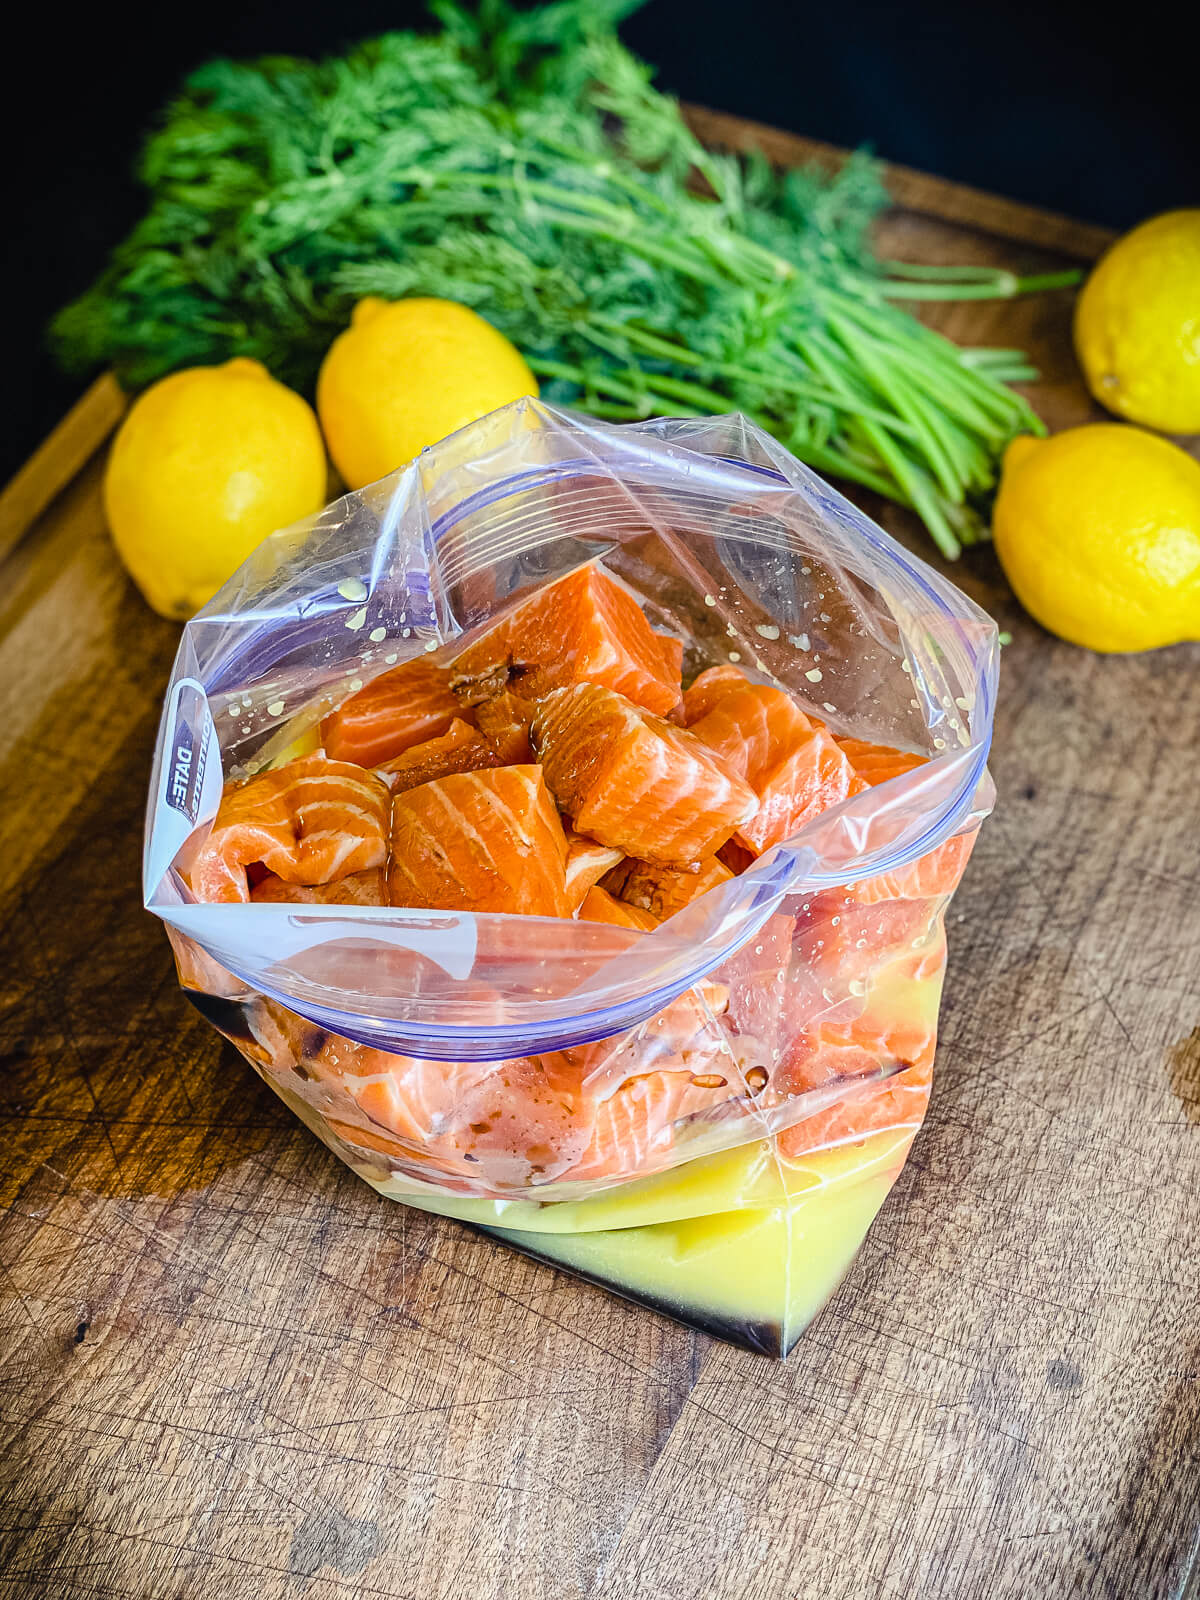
left=53, top=0, right=1077, bottom=557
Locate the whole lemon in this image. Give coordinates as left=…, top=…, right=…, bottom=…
left=104, top=358, right=327, bottom=619
left=1074, top=210, right=1200, bottom=434
left=994, top=424, right=1200, bottom=652
left=316, top=297, right=538, bottom=489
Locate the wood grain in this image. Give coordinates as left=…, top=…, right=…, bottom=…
left=0, top=143, right=1197, bottom=1600
left=0, top=374, right=127, bottom=564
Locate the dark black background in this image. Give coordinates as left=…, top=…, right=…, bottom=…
left=7, top=0, right=1197, bottom=482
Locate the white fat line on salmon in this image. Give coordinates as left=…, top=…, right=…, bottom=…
left=285, top=772, right=385, bottom=794
left=391, top=801, right=469, bottom=888
left=473, top=775, right=559, bottom=883
left=293, top=801, right=387, bottom=830
left=424, top=778, right=514, bottom=882
left=293, top=830, right=378, bottom=871
left=613, top=735, right=669, bottom=817
left=303, top=840, right=364, bottom=882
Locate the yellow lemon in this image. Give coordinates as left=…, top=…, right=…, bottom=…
left=993, top=424, right=1200, bottom=652
left=316, top=297, right=538, bottom=489
left=104, top=358, right=327, bottom=619
left=1074, top=210, right=1200, bottom=434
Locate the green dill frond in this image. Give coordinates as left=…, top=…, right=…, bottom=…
left=49, top=0, right=1068, bottom=556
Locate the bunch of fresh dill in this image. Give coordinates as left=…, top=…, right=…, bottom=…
left=53, top=0, right=1075, bottom=556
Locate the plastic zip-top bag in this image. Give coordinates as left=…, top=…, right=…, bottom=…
left=145, top=399, right=996, bottom=1356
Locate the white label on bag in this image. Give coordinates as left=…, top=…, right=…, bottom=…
left=145, top=677, right=223, bottom=899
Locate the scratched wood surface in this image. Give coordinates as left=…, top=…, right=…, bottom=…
left=1, top=120, right=1198, bottom=1600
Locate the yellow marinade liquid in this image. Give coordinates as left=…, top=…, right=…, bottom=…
left=358, top=1130, right=914, bottom=1356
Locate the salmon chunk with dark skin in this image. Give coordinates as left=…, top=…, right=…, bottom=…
left=472, top=689, right=538, bottom=764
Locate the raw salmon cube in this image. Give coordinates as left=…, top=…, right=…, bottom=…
left=388, top=765, right=571, bottom=917
left=836, top=738, right=974, bottom=901
left=604, top=855, right=734, bottom=921
left=688, top=681, right=812, bottom=787
left=378, top=718, right=497, bottom=793
left=690, top=682, right=866, bottom=855
left=577, top=886, right=658, bottom=931
left=189, top=755, right=390, bottom=904
left=681, top=663, right=749, bottom=724
left=775, top=924, right=944, bottom=1161
left=836, top=736, right=927, bottom=784
left=849, top=833, right=976, bottom=904
left=738, top=730, right=867, bottom=854
left=451, top=565, right=682, bottom=716
left=312, top=1039, right=591, bottom=1188
left=321, top=656, right=462, bottom=767
left=564, top=1067, right=734, bottom=1184
left=532, top=683, right=758, bottom=869
left=564, top=836, right=625, bottom=914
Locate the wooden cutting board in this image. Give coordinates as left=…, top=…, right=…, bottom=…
left=0, top=112, right=1197, bottom=1600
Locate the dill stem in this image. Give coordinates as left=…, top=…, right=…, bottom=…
left=854, top=417, right=962, bottom=560
left=586, top=314, right=922, bottom=437
left=825, top=310, right=965, bottom=502
left=528, top=353, right=907, bottom=502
